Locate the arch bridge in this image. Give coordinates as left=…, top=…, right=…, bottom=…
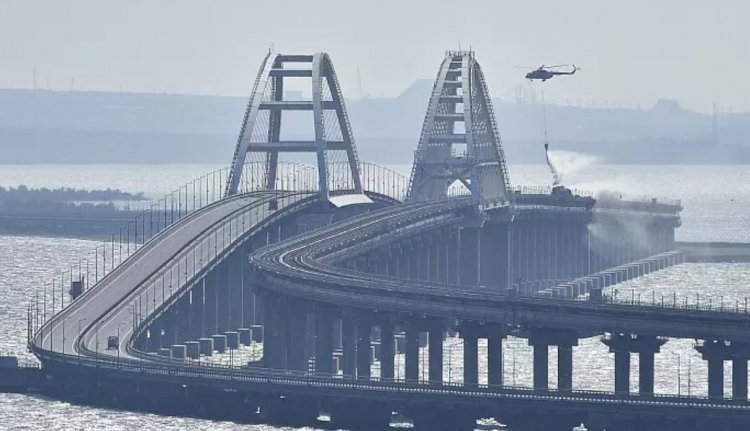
left=30, top=51, right=747, bottom=431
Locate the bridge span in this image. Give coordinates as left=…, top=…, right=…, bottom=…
left=28, top=51, right=750, bottom=431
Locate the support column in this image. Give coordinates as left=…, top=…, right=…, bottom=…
left=529, top=329, right=579, bottom=392
left=462, top=333, right=479, bottom=386
left=228, top=252, right=243, bottom=330
left=639, top=348, right=656, bottom=396
left=217, top=261, right=231, bottom=334
left=558, top=344, right=573, bottom=392
left=614, top=349, right=631, bottom=395
left=264, top=294, right=288, bottom=369
left=203, top=272, right=218, bottom=336
left=696, top=340, right=732, bottom=400
left=405, top=323, right=420, bottom=382
left=342, top=315, right=356, bottom=378
left=604, top=333, right=666, bottom=397
left=459, top=227, right=480, bottom=287
left=487, top=335, right=504, bottom=387
left=380, top=321, right=395, bottom=380
left=708, top=357, right=725, bottom=399
left=314, top=311, right=334, bottom=373
left=428, top=326, right=443, bottom=385
left=480, top=223, right=510, bottom=290
left=733, top=357, right=748, bottom=401
left=532, top=344, right=549, bottom=390
left=356, top=318, right=372, bottom=379
left=190, top=283, right=204, bottom=340
left=241, top=254, right=255, bottom=328
left=287, top=301, right=308, bottom=371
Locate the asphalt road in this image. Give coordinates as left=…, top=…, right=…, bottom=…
left=35, top=191, right=309, bottom=361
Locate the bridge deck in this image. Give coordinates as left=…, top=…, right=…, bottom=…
left=34, top=191, right=310, bottom=361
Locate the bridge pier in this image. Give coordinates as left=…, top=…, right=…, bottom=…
left=460, top=330, right=479, bottom=386
left=341, top=314, right=356, bottom=377
left=480, top=223, right=511, bottom=290
left=356, top=317, right=372, bottom=378
left=428, top=323, right=443, bottom=384
left=174, top=294, right=191, bottom=343
left=694, top=340, right=750, bottom=400
left=203, top=272, right=218, bottom=336
left=696, top=340, right=729, bottom=399
left=733, top=353, right=749, bottom=401
left=380, top=320, right=395, bottom=380
left=228, top=252, right=243, bottom=330
left=458, top=227, right=480, bottom=287
left=603, top=333, right=666, bottom=396
left=190, top=283, right=204, bottom=340
left=528, top=329, right=578, bottom=391
left=487, top=334, right=505, bottom=386
left=287, top=301, right=308, bottom=371
left=217, top=260, right=230, bottom=334
left=314, top=310, right=335, bottom=373
left=405, top=321, right=420, bottom=382
left=262, top=293, right=288, bottom=369
left=446, top=231, right=459, bottom=285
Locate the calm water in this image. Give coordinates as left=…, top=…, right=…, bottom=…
left=1, top=163, right=749, bottom=429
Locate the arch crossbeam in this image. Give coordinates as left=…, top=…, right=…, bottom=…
left=407, top=51, right=512, bottom=210
left=226, top=52, right=363, bottom=200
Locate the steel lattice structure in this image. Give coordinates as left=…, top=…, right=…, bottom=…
left=226, top=52, right=363, bottom=200
left=407, top=51, right=512, bottom=210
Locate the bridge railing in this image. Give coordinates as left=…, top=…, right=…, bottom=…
left=125, top=191, right=317, bottom=345
left=28, top=161, right=412, bottom=345
left=31, top=346, right=750, bottom=409
left=596, top=290, right=750, bottom=315
left=514, top=185, right=594, bottom=198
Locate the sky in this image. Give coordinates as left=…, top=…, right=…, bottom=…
left=1, top=0, right=748, bottom=112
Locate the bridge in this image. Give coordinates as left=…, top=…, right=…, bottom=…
left=28, top=51, right=750, bottom=431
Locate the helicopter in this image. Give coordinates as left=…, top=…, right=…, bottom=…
left=525, top=64, right=578, bottom=82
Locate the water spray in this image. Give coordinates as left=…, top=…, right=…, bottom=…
left=541, top=84, right=562, bottom=187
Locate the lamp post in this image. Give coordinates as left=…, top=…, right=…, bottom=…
left=116, top=321, right=128, bottom=362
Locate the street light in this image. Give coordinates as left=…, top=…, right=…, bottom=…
left=116, top=321, right=128, bottom=362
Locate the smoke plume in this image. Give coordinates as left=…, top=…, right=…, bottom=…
left=545, top=147, right=562, bottom=186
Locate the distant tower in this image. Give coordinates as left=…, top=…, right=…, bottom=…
left=407, top=51, right=512, bottom=210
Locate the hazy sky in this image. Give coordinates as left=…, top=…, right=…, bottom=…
left=1, top=0, right=748, bottom=112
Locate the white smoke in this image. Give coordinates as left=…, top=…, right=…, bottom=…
left=545, top=150, right=600, bottom=187
left=545, top=148, right=562, bottom=186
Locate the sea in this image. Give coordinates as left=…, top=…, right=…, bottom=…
left=1, top=161, right=749, bottom=430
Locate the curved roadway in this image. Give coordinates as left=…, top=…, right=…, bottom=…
left=33, top=191, right=310, bottom=361
left=254, top=198, right=750, bottom=343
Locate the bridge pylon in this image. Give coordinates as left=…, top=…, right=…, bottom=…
left=226, top=52, right=363, bottom=201
left=407, top=51, right=512, bottom=210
